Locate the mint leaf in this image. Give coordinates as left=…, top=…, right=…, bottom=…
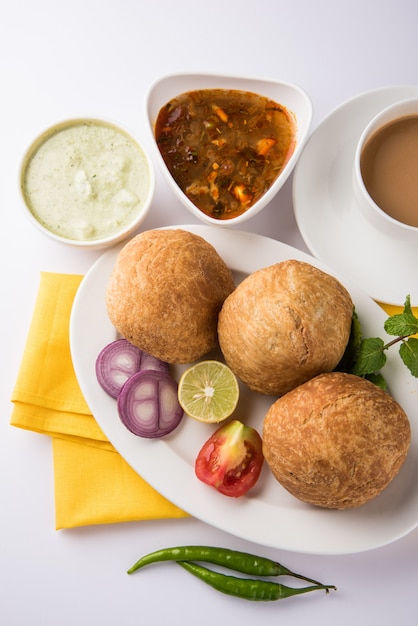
left=350, top=337, right=386, bottom=376
left=399, top=337, right=418, bottom=377
left=336, top=296, right=418, bottom=386
left=364, top=371, right=387, bottom=390
left=336, top=310, right=362, bottom=372
left=384, top=295, right=418, bottom=337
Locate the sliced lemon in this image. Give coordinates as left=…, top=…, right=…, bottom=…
left=178, top=360, right=239, bottom=423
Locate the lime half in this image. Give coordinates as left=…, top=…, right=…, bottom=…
left=178, top=360, right=239, bottom=423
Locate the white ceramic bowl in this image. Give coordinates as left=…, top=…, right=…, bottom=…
left=19, top=117, right=155, bottom=250
left=145, top=72, right=312, bottom=226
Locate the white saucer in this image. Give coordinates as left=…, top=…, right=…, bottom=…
left=293, top=85, right=418, bottom=306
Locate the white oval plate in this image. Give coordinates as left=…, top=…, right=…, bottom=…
left=70, top=225, right=418, bottom=555
left=293, top=85, right=418, bottom=306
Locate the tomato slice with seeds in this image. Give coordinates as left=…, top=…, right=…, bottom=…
left=195, top=420, right=264, bottom=497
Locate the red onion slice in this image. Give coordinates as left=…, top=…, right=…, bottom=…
left=117, top=370, right=184, bottom=438
left=95, top=338, right=169, bottom=398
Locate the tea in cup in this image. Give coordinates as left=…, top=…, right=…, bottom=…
left=353, top=98, right=418, bottom=241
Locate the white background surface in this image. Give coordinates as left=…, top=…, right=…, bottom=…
left=1, top=1, right=417, bottom=624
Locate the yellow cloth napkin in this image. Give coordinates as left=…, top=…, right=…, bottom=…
left=10, top=272, right=188, bottom=529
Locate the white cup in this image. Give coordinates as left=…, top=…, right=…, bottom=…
left=353, top=97, right=418, bottom=242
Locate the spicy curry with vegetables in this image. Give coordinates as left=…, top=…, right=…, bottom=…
left=155, top=89, right=296, bottom=219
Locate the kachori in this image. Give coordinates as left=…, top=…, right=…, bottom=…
left=262, top=372, right=411, bottom=509
left=106, top=229, right=235, bottom=363
left=218, top=259, right=353, bottom=395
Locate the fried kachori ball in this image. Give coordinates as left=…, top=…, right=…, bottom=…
left=106, top=229, right=235, bottom=363
left=217, top=259, right=353, bottom=396
left=262, top=372, right=411, bottom=509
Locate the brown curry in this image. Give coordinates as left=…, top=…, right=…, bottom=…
left=155, top=89, right=296, bottom=219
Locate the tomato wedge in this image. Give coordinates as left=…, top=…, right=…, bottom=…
left=195, top=420, right=264, bottom=497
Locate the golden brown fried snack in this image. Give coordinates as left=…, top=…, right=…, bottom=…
left=262, top=372, right=411, bottom=509
left=217, top=259, right=353, bottom=396
left=106, top=229, right=235, bottom=363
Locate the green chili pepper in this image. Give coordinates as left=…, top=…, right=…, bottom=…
left=127, top=545, right=325, bottom=586
left=178, top=561, right=336, bottom=602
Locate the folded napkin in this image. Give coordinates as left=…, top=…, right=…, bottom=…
left=10, top=272, right=188, bottom=529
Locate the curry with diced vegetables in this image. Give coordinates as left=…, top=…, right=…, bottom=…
left=155, top=89, right=296, bottom=219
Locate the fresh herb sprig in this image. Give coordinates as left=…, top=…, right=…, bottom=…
left=337, top=295, right=418, bottom=389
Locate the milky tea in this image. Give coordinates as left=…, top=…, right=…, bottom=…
left=360, top=115, right=418, bottom=227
